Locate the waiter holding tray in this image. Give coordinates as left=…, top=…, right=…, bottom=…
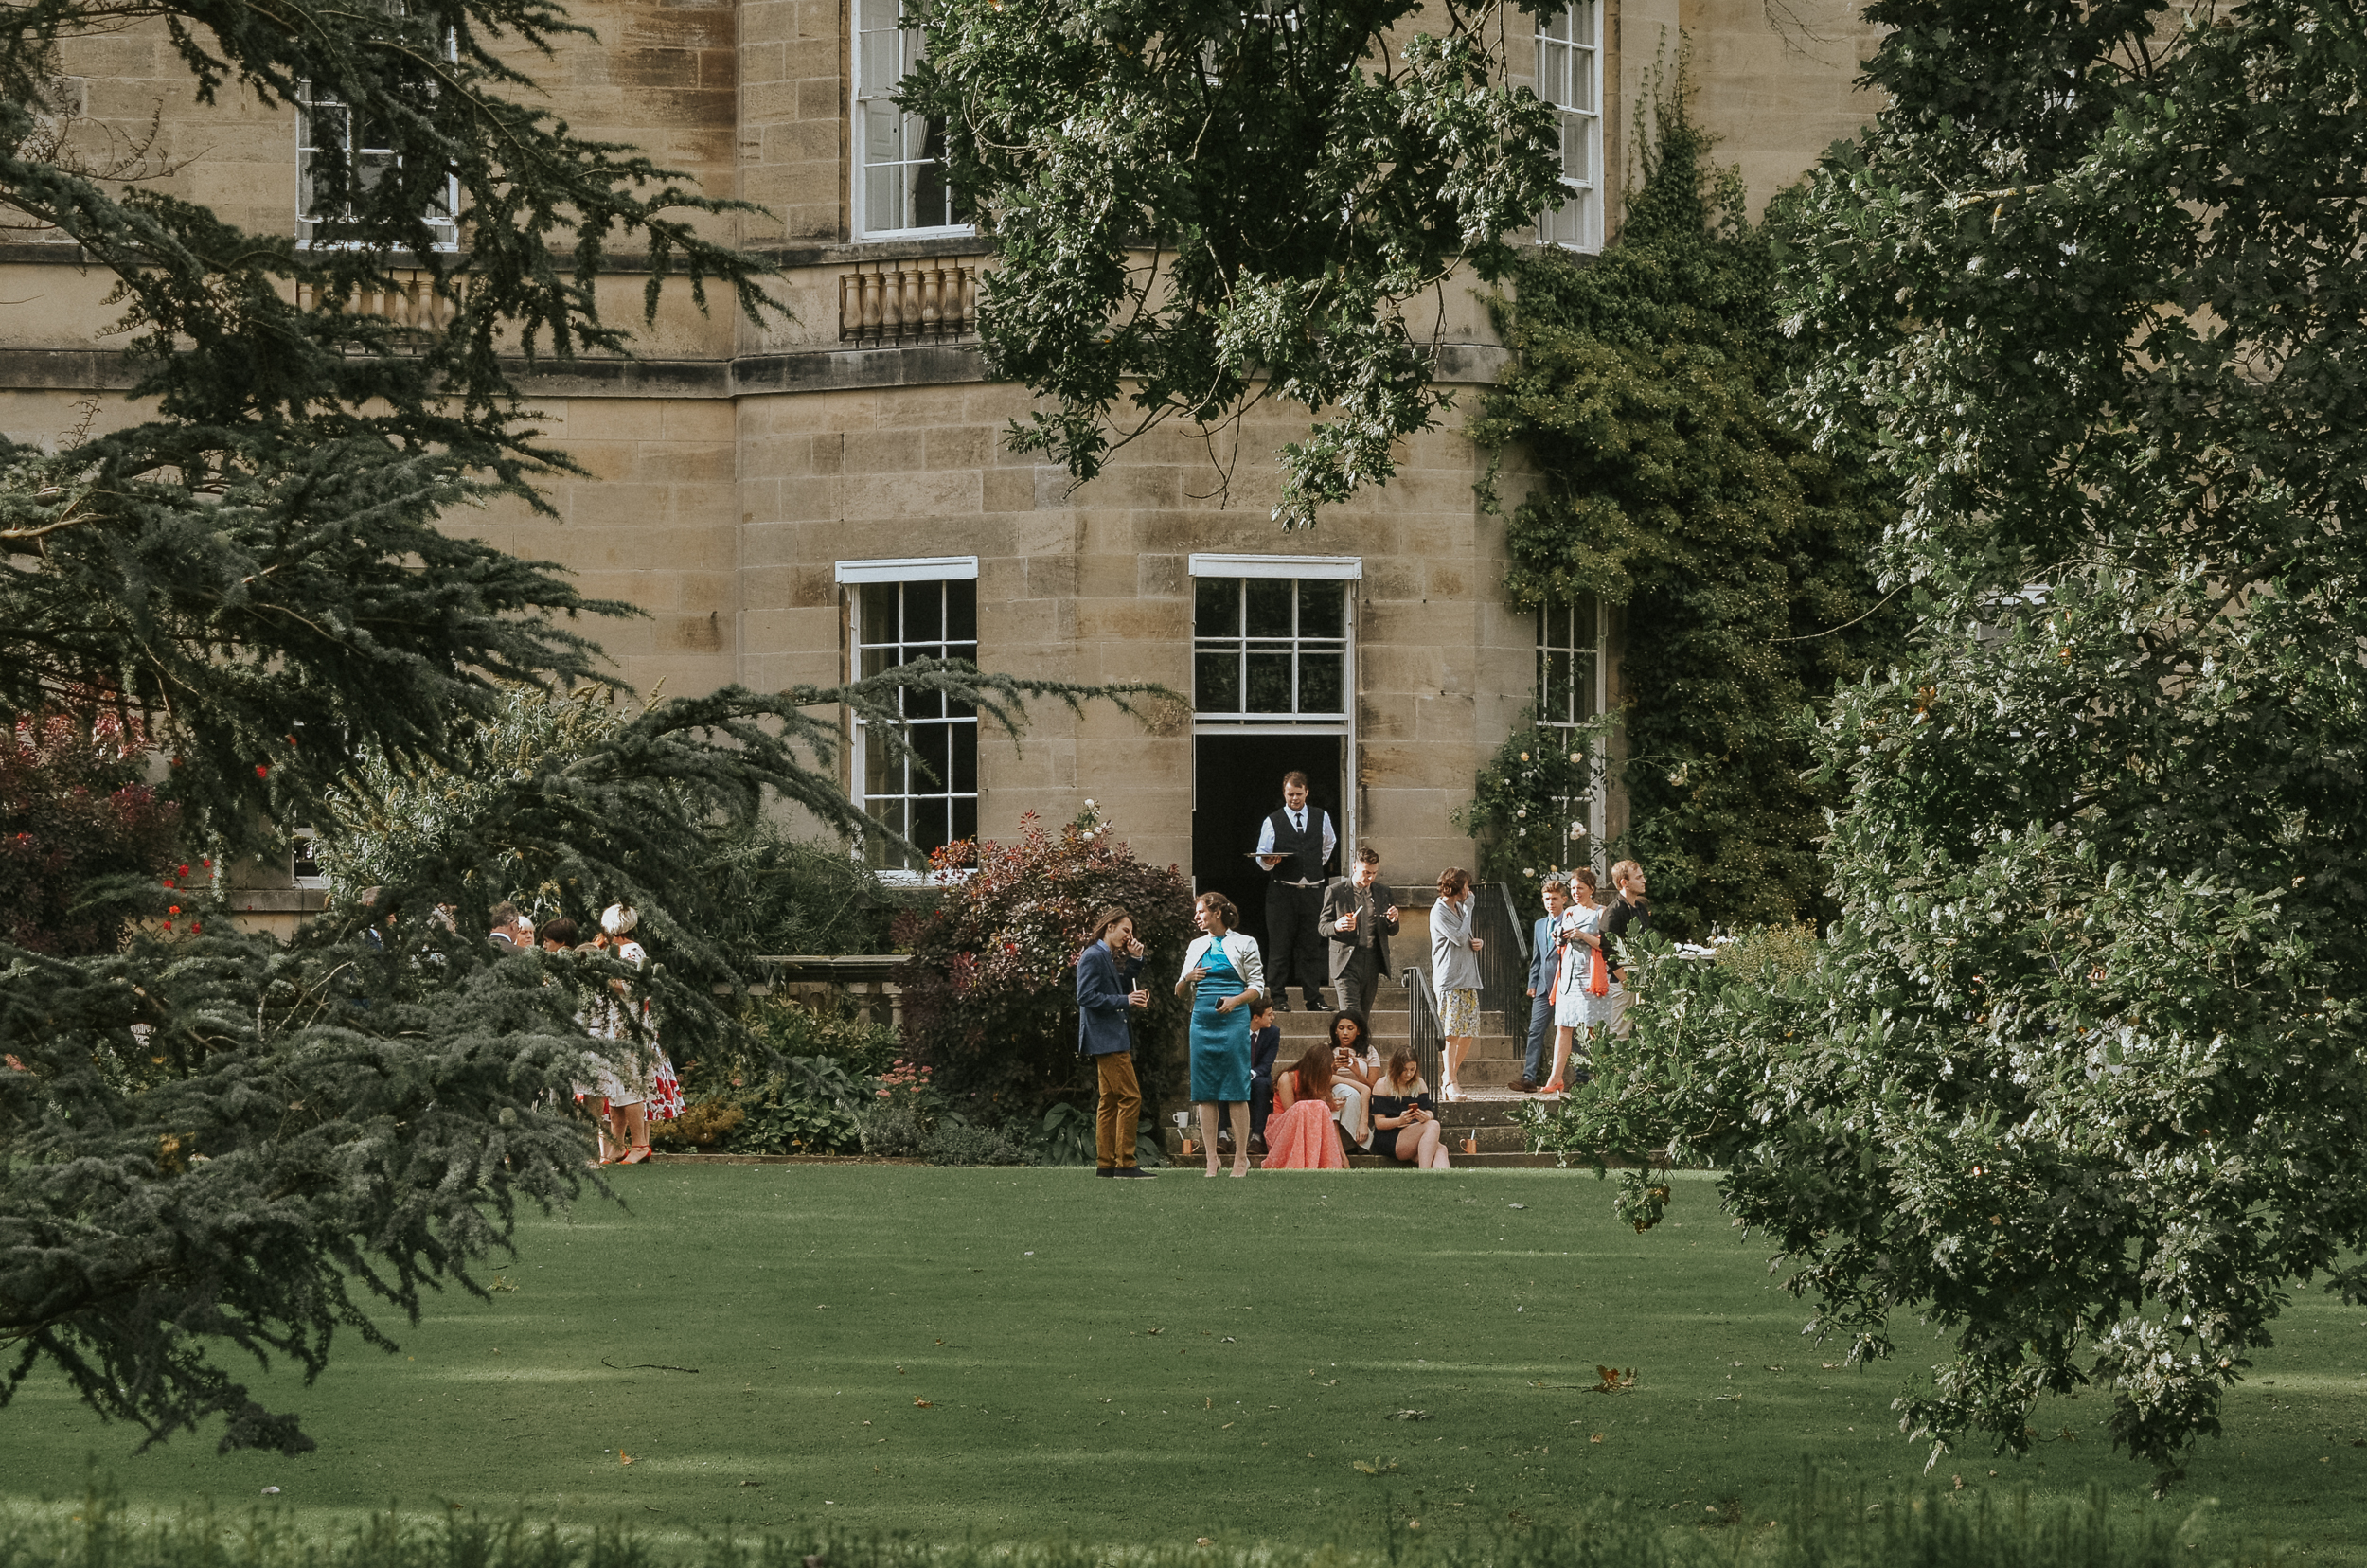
left=1254, top=770, right=1336, bottom=1012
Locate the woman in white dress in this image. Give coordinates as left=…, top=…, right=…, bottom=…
left=1544, top=868, right=1609, bottom=1093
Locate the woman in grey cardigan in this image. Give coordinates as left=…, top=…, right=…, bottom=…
left=1430, top=867, right=1485, bottom=1100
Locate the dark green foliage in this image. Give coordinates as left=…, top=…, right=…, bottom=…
left=734, top=997, right=903, bottom=1079
left=705, top=828, right=908, bottom=959
left=0, top=712, right=184, bottom=955
left=1469, top=62, right=1902, bottom=935
left=900, top=0, right=1564, bottom=527
left=0, top=1472, right=2194, bottom=1568
left=0, top=925, right=597, bottom=1455
left=1529, top=0, right=2367, bottom=1498
left=894, top=805, right=1193, bottom=1117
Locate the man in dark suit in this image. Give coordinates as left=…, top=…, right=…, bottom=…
left=1075, top=905, right=1153, bottom=1178
left=1255, top=770, right=1335, bottom=1011
left=1318, top=846, right=1399, bottom=1020
left=1513, top=875, right=1569, bottom=1093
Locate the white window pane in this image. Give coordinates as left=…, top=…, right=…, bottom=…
left=1562, top=115, right=1592, bottom=184
left=865, top=163, right=902, bottom=234
left=863, top=100, right=907, bottom=163
left=861, top=35, right=900, bottom=96
left=1574, top=1, right=1596, bottom=47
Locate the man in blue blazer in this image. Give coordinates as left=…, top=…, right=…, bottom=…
left=1514, top=876, right=1570, bottom=1093
left=1077, top=906, right=1154, bottom=1177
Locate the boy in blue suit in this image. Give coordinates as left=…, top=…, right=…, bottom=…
left=1515, top=876, right=1570, bottom=1093
left=1247, top=999, right=1281, bottom=1149
left=1076, top=906, right=1153, bottom=1177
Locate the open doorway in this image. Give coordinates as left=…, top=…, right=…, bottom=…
left=1190, top=734, right=1344, bottom=953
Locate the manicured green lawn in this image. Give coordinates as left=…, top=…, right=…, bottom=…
left=4, top=1167, right=2363, bottom=1559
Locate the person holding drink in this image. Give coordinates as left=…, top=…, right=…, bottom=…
left=1076, top=905, right=1154, bottom=1178
left=1318, top=846, right=1399, bottom=1019
left=1176, top=891, right=1265, bottom=1178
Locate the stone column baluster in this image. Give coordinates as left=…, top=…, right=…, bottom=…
left=839, top=272, right=856, bottom=340
left=919, top=265, right=943, bottom=329
left=862, top=267, right=884, bottom=332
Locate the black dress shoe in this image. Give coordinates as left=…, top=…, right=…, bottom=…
left=1272, top=1000, right=1291, bottom=1012
left=1096, top=1167, right=1116, bottom=1177
left=1112, top=1167, right=1156, bottom=1179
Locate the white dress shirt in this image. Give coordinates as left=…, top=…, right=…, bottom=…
left=1255, top=807, right=1337, bottom=864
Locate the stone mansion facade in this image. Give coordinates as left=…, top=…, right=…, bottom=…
left=0, top=0, right=1880, bottom=935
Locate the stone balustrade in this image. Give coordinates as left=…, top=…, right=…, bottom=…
left=837, top=260, right=982, bottom=345
left=293, top=272, right=458, bottom=340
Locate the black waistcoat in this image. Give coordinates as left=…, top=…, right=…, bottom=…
left=1267, top=808, right=1324, bottom=882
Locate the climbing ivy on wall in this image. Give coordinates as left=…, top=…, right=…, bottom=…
left=1468, top=57, right=1904, bottom=936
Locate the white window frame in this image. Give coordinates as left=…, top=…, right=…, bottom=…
left=1535, top=2, right=1602, bottom=253
left=295, top=6, right=459, bottom=251
left=843, top=561, right=980, bottom=882
left=1536, top=597, right=1610, bottom=864
left=852, top=0, right=972, bottom=240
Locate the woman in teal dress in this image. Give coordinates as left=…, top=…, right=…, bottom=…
left=1174, top=891, right=1266, bottom=1178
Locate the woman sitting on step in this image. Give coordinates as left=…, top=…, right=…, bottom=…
left=1262, top=1042, right=1351, bottom=1169
left=1368, top=1046, right=1450, bottom=1168
left=1321, top=1009, right=1377, bottom=1155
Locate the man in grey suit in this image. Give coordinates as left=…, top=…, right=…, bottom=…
left=1318, top=846, right=1399, bottom=1019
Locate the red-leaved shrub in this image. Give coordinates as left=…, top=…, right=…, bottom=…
left=1, top=712, right=184, bottom=954
left=893, top=807, right=1193, bottom=1116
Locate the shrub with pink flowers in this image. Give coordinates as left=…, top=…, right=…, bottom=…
left=893, top=804, right=1193, bottom=1115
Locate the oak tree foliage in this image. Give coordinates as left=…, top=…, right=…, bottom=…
left=1526, top=0, right=2367, bottom=1495
left=901, top=0, right=1566, bottom=526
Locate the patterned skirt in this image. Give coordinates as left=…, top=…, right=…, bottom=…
left=1440, top=987, right=1481, bottom=1036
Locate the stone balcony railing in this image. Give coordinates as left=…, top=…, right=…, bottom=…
left=837, top=260, right=983, bottom=346
left=293, top=271, right=457, bottom=341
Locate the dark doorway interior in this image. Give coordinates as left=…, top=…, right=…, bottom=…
left=1191, top=734, right=1344, bottom=956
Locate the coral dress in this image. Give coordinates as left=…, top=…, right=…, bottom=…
left=1261, top=1070, right=1350, bottom=1169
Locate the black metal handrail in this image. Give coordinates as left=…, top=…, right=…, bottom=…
left=1401, top=964, right=1444, bottom=1095
left=1471, top=882, right=1533, bottom=1033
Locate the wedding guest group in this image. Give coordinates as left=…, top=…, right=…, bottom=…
left=1255, top=1007, right=1452, bottom=1169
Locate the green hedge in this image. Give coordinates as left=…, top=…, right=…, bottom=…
left=2, top=1475, right=2204, bottom=1568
